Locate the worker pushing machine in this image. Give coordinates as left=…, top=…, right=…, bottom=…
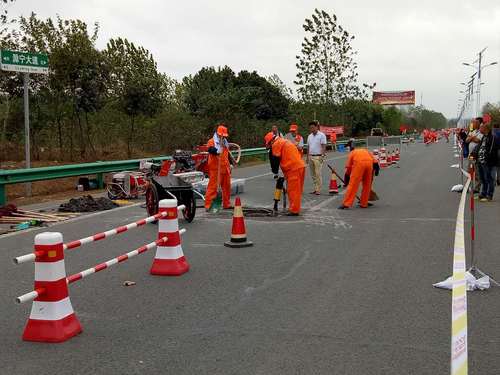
left=338, top=139, right=379, bottom=209
left=205, top=125, right=235, bottom=211
left=265, top=132, right=305, bottom=216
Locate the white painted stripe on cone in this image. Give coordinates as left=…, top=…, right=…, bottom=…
left=155, top=245, right=184, bottom=259
left=159, top=219, right=178, bottom=233
left=34, top=260, right=66, bottom=281
left=29, top=297, right=74, bottom=320
left=231, top=233, right=247, bottom=239
left=159, top=199, right=178, bottom=208
left=35, top=232, right=63, bottom=246
left=234, top=206, right=243, bottom=217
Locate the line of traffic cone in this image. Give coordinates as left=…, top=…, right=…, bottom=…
left=225, top=196, right=253, bottom=248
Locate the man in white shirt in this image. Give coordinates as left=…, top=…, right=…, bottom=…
left=306, top=121, right=327, bottom=195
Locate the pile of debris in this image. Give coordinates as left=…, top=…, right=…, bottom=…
left=0, top=204, right=78, bottom=233
left=59, top=195, right=118, bottom=212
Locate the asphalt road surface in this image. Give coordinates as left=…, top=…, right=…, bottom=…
left=1, top=141, right=499, bottom=375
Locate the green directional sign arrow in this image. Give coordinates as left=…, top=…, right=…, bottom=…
left=1, top=50, right=49, bottom=74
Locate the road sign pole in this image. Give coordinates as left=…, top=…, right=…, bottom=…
left=23, top=72, right=31, bottom=197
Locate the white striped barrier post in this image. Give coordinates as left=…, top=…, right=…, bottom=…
left=150, top=199, right=190, bottom=276
left=13, top=205, right=186, bottom=264
left=20, top=232, right=82, bottom=343
left=15, top=199, right=189, bottom=343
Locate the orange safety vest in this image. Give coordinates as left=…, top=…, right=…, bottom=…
left=207, top=137, right=231, bottom=173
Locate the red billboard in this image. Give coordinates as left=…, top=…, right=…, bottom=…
left=372, top=91, right=415, bottom=105
left=320, top=125, right=344, bottom=136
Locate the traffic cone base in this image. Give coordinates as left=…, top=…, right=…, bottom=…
left=150, top=257, right=189, bottom=276
left=23, top=313, right=82, bottom=343
left=224, top=240, right=253, bottom=248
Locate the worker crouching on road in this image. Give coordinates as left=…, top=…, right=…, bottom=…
left=265, top=132, right=306, bottom=216
left=338, top=140, right=379, bottom=209
left=205, top=125, right=235, bottom=210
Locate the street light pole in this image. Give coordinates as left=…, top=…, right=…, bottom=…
left=463, top=47, right=498, bottom=117
left=23, top=73, right=31, bottom=197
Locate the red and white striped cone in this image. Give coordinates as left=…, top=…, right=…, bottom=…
left=224, top=196, right=253, bottom=248
left=150, top=199, right=189, bottom=276
left=387, top=152, right=393, bottom=165
left=328, top=173, right=339, bottom=194
left=395, top=148, right=400, bottom=161
left=379, top=154, right=388, bottom=168
left=22, top=232, right=82, bottom=342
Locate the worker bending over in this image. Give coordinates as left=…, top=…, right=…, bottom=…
left=205, top=125, right=234, bottom=210
left=339, top=140, right=379, bottom=209
left=265, top=132, right=305, bottom=216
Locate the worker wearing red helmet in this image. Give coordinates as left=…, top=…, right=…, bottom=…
left=265, top=132, right=305, bottom=215
left=285, top=123, right=304, bottom=152
left=205, top=125, right=234, bottom=210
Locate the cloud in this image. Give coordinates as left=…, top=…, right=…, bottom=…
left=7, top=0, right=500, bottom=117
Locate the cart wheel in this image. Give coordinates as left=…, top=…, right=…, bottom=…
left=145, top=184, right=159, bottom=217
left=182, top=191, right=196, bottom=223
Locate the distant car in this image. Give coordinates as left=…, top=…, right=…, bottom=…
left=370, top=128, right=384, bottom=136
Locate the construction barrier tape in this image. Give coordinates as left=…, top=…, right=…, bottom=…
left=450, top=174, right=471, bottom=375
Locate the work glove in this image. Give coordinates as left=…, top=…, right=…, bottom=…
left=344, top=173, right=350, bottom=186
left=207, top=146, right=218, bottom=155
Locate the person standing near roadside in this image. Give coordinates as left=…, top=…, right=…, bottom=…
left=476, top=122, right=500, bottom=201
left=467, top=117, right=485, bottom=193
left=306, top=121, right=327, bottom=195
left=330, top=132, right=337, bottom=151
left=285, top=123, right=304, bottom=153
left=271, top=125, right=284, bottom=138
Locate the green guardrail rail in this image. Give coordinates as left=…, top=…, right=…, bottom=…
left=0, top=138, right=366, bottom=205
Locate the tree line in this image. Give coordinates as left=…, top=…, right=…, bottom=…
left=0, top=9, right=448, bottom=163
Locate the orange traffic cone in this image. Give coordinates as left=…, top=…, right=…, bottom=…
left=329, top=173, right=339, bottom=194
left=224, top=197, right=253, bottom=248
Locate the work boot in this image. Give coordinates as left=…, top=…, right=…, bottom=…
left=286, top=212, right=299, bottom=216
left=337, top=205, right=349, bottom=210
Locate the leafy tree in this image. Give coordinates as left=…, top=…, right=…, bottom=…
left=104, top=37, right=164, bottom=157
left=183, top=66, right=289, bottom=122
left=482, top=102, right=500, bottom=128
left=267, top=74, right=294, bottom=102
left=381, top=106, right=403, bottom=134
left=295, top=9, right=374, bottom=104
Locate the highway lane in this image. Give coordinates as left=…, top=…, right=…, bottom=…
left=1, top=143, right=499, bottom=375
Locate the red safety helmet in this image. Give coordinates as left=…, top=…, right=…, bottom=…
left=217, top=125, right=229, bottom=137
left=289, top=124, right=298, bottom=132
left=264, top=132, right=276, bottom=147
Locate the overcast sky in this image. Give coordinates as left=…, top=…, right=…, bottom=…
left=6, top=0, right=500, bottom=118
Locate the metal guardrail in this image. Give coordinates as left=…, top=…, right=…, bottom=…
left=0, top=138, right=366, bottom=205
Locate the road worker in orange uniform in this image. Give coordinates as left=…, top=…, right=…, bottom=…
left=265, top=132, right=305, bottom=216
left=205, top=125, right=234, bottom=210
left=338, top=140, right=379, bottom=209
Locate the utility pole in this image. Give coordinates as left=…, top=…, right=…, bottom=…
left=23, top=73, right=31, bottom=196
